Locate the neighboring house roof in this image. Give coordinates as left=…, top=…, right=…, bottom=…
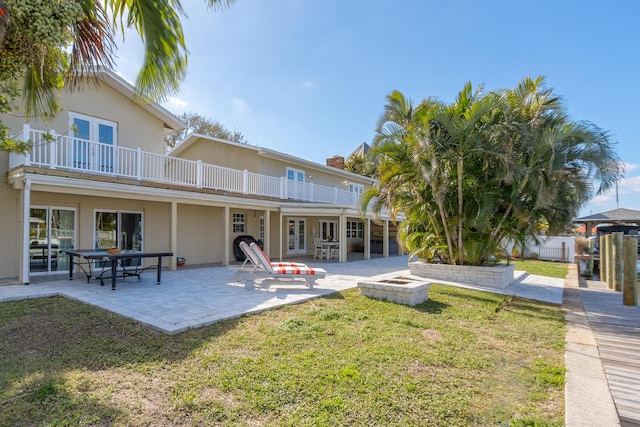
left=169, top=133, right=377, bottom=184
left=346, top=142, right=370, bottom=161
left=93, top=68, right=186, bottom=133
left=574, top=208, right=640, bottom=223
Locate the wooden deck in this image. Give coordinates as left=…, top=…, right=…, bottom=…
left=578, top=278, right=640, bottom=426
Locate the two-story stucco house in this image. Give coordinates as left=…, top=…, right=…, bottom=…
left=1, top=69, right=400, bottom=284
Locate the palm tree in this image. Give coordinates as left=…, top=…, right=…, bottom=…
left=1, top=0, right=235, bottom=117
left=366, top=78, right=623, bottom=266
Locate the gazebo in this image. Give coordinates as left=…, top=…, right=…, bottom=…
left=574, top=208, right=640, bottom=237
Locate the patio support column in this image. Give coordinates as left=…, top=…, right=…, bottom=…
left=278, top=211, right=283, bottom=261
left=339, top=213, right=347, bottom=262
left=223, top=206, right=230, bottom=266
left=19, top=178, right=31, bottom=285
left=264, top=209, right=271, bottom=257
left=170, top=201, right=177, bottom=271
left=364, top=218, right=371, bottom=260
left=383, top=219, right=389, bottom=258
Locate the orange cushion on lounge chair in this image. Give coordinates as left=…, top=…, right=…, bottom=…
left=271, top=265, right=318, bottom=275
left=235, top=241, right=326, bottom=290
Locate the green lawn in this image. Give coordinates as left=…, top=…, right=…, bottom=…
left=513, top=259, right=569, bottom=279
left=0, top=275, right=566, bottom=426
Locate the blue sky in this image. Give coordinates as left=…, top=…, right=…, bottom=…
left=114, top=0, right=640, bottom=218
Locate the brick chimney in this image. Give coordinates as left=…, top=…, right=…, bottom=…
left=326, top=155, right=344, bottom=170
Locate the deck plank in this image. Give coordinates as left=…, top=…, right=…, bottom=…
left=577, top=280, right=640, bottom=426
left=580, top=282, right=640, bottom=426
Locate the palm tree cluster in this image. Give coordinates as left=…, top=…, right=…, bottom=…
left=364, top=77, right=623, bottom=266
left=0, top=0, right=234, bottom=153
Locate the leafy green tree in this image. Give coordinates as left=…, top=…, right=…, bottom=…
left=344, top=153, right=377, bottom=178
left=364, top=78, right=623, bottom=266
left=164, top=112, right=247, bottom=150
left=0, top=0, right=235, bottom=152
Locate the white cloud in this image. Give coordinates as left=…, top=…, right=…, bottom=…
left=589, top=192, right=616, bottom=207
left=618, top=175, right=640, bottom=192
left=232, top=98, right=250, bottom=115
left=165, top=96, right=189, bottom=110
left=623, top=162, right=639, bottom=173
left=302, top=81, right=315, bottom=89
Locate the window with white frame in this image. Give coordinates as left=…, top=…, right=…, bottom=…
left=346, top=221, right=364, bottom=239
left=319, top=220, right=338, bottom=240
left=259, top=216, right=265, bottom=241
left=232, top=213, right=245, bottom=233
left=286, top=167, right=305, bottom=182
left=70, top=112, right=118, bottom=145
left=348, top=182, right=365, bottom=194
left=70, top=112, right=118, bottom=172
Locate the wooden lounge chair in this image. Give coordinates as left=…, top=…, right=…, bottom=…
left=235, top=241, right=326, bottom=289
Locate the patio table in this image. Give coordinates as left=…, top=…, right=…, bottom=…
left=62, top=249, right=173, bottom=290
left=321, top=241, right=340, bottom=259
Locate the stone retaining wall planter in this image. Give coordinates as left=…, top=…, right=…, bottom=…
left=357, top=278, right=432, bottom=306
left=409, top=261, right=515, bottom=289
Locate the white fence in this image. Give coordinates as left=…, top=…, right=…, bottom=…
left=503, top=236, right=575, bottom=263
left=9, top=125, right=362, bottom=206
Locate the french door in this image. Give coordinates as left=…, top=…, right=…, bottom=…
left=287, top=218, right=306, bottom=254
left=287, top=167, right=306, bottom=200
left=71, top=113, right=117, bottom=173
left=29, top=207, right=76, bottom=274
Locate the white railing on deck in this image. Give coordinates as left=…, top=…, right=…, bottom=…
left=11, top=125, right=363, bottom=206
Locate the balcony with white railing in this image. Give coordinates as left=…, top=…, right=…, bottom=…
left=8, top=125, right=362, bottom=206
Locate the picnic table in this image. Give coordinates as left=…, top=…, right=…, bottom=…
left=62, top=249, right=173, bottom=290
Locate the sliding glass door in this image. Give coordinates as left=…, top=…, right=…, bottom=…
left=95, top=211, right=143, bottom=251
left=29, top=207, right=75, bottom=274
left=95, top=210, right=143, bottom=267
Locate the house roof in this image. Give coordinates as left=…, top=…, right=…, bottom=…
left=169, top=133, right=377, bottom=184
left=94, top=69, right=186, bottom=133
left=346, top=142, right=370, bottom=160
left=574, top=208, right=640, bottom=224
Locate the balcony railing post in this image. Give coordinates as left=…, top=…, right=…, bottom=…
left=22, top=124, right=31, bottom=166
left=281, top=177, right=287, bottom=199
left=136, top=147, right=142, bottom=181
left=48, top=129, right=57, bottom=169
left=310, top=182, right=314, bottom=202
left=197, top=160, right=203, bottom=189
left=243, top=169, right=249, bottom=194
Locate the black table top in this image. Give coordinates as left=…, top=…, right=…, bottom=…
left=62, top=249, right=173, bottom=259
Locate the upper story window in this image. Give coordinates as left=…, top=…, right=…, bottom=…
left=70, top=113, right=118, bottom=172
left=70, top=112, right=118, bottom=146
left=286, top=167, right=305, bottom=182
left=348, top=182, right=365, bottom=194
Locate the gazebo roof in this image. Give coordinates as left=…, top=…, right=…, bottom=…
left=574, top=208, right=640, bottom=224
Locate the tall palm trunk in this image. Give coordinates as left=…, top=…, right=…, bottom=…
left=457, top=156, right=464, bottom=265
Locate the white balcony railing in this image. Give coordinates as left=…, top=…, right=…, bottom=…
left=9, top=125, right=362, bottom=206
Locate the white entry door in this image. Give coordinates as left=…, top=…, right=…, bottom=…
left=287, top=218, right=306, bottom=254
